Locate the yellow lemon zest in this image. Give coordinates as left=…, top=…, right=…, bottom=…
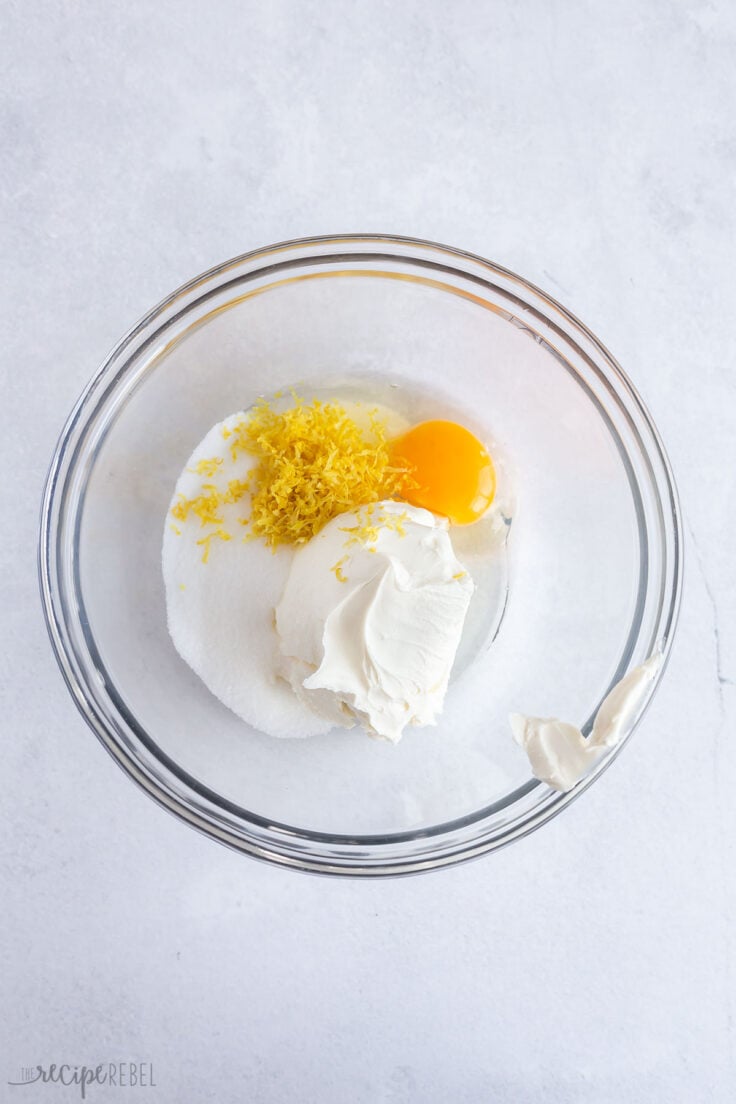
left=340, top=506, right=409, bottom=549
left=196, top=528, right=232, bottom=563
left=188, top=457, right=223, bottom=478
left=171, top=486, right=224, bottom=528
left=225, top=479, right=250, bottom=502
left=331, top=556, right=349, bottom=584
left=228, top=397, right=412, bottom=548
left=171, top=478, right=249, bottom=536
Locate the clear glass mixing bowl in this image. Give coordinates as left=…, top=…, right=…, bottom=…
left=39, top=235, right=682, bottom=875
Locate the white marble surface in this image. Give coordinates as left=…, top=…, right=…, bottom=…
left=2, top=1, right=735, bottom=1100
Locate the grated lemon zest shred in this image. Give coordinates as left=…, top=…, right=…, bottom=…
left=225, top=396, right=412, bottom=548
left=330, top=556, right=349, bottom=584
left=171, top=477, right=249, bottom=532
left=171, top=487, right=223, bottom=528
left=188, top=457, right=223, bottom=478
left=340, top=506, right=409, bottom=549
left=196, top=528, right=232, bottom=563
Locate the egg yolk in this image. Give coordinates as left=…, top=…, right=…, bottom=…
left=391, top=420, right=496, bottom=525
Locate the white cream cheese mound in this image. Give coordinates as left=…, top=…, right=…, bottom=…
left=510, top=652, right=663, bottom=792
left=162, top=412, right=335, bottom=739
left=276, top=501, right=475, bottom=742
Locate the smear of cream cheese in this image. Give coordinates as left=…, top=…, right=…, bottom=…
left=276, top=501, right=474, bottom=742
left=510, top=652, right=663, bottom=791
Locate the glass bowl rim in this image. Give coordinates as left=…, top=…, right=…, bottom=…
left=38, top=233, right=684, bottom=876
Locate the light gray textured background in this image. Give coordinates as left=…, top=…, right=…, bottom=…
left=2, top=2, right=735, bottom=1101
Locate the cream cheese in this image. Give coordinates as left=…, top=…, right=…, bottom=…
left=276, top=501, right=475, bottom=741
left=510, top=652, right=663, bottom=791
